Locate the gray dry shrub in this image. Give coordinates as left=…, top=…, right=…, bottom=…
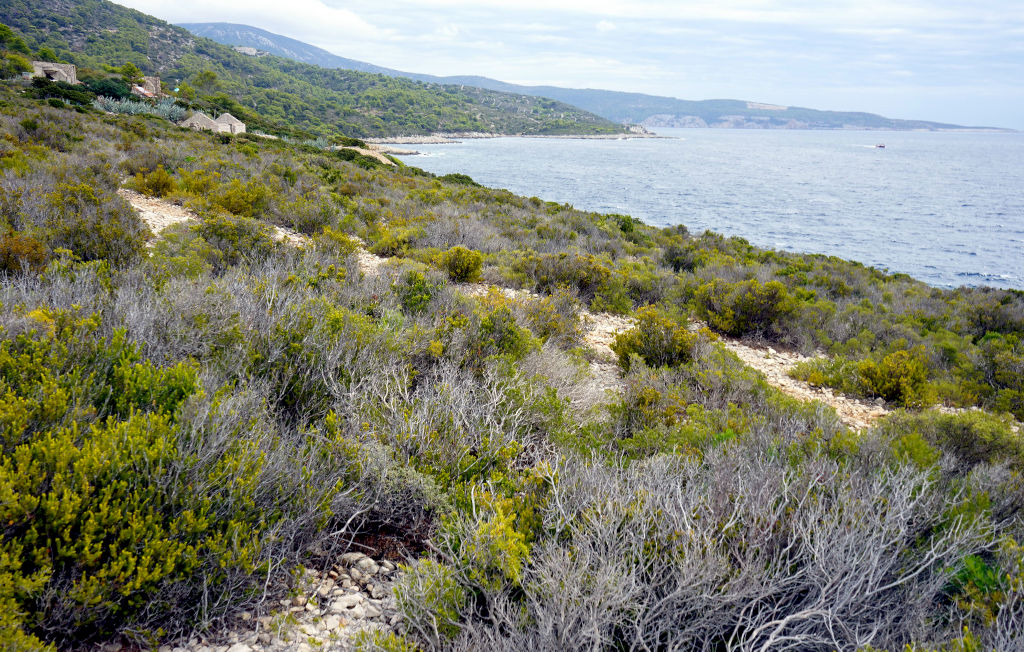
left=443, top=451, right=992, bottom=651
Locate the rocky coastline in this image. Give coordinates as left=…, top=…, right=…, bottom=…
left=366, top=129, right=664, bottom=146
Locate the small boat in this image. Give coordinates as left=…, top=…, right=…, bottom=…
left=875, top=144, right=886, bottom=148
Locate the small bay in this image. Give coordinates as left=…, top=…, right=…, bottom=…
left=397, top=129, right=1024, bottom=289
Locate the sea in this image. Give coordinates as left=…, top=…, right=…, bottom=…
left=395, top=129, right=1024, bottom=290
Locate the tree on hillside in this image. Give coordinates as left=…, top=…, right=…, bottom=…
left=193, top=70, right=218, bottom=93
left=0, top=23, right=31, bottom=54
left=0, top=53, right=32, bottom=78
left=176, top=81, right=195, bottom=101
left=36, top=46, right=59, bottom=61
left=119, top=61, right=143, bottom=85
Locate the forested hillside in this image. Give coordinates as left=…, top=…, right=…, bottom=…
left=182, top=22, right=996, bottom=131
left=0, top=0, right=625, bottom=138
left=1, top=68, right=1023, bottom=650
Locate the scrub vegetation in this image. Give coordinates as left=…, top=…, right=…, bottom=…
left=0, top=49, right=1023, bottom=652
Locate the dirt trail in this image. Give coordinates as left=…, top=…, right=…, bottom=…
left=453, top=283, right=632, bottom=398
left=718, top=339, right=889, bottom=430
left=121, top=190, right=888, bottom=429
left=334, top=146, right=396, bottom=166
left=119, top=189, right=195, bottom=236
left=451, top=279, right=889, bottom=427
left=120, top=189, right=309, bottom=246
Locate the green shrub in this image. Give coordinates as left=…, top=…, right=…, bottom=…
left=129, top=165, right=177, bottom=197
left=611, top=306, right=699, bottom=372
left=438, top=173, right=480, bottom=187
left=522, top=289, right=585, bottom=348
left=694, top=278, right=795, bottom=339
left=510, top=252, right=613, bottom=304
left=30, top=79, right=95, bottom=107
left=880, top=410, right=1023, bottom=469
left=469, top=292, right=537, bottom=361
left=590, top=273, right=632, bottom=315
left=460, top=508, right=530, bottom=590
left=439, top=246, right=483, bottom=283
left=477, top=305, right=534, bottom=360
left=0, top=232, right=47, bottom=273
left=857, top=348, right=932, bottom=407
left=662, top=242, right=700, bottom=273
left=790, top=355, right=859, bottom=392
left=212, top=178, right=271, bottom=218
left=395, top=269, right=441, bottom=314
left=0, top=317, right=365, bottom=644
left=82, top=77, right=131, bottom=100
left=394, top=560, right=466, bottom=643
left=977, top=333, right=1024, bottom=420
left=314, top=226, right=361, bottom=256
left=147, top=226, right=217, bottom=284
left=279, top=195, right=336, bottom=235
left=890, top=430, right=941, bottom=469
left=43, top=182, right=146, bottom=266
left=190, top=212, right=279, bottom=271
left=370, top=226, right=420, bottom=258
left=176, top=168, right=220, bottom=196
left=351, top=630, right=420, bottom=652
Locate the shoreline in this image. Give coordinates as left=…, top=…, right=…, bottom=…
left=366, top=131, right=666, bottom=146
left=380, top=131, right=1021, bottom=291
left=364, top=126, right=1015, bottom=149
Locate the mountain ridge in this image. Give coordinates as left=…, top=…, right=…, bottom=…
left=0, top=1, right=626, bottom=138
left=182, top=21, right=1011, bottom=132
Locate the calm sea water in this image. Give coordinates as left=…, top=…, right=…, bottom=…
left=397, top=129, right=1024, bottom=289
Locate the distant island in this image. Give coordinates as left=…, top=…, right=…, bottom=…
left=183, top=22, right=1014, bottom=132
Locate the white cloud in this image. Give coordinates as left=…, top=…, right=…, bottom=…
left=119, top=0, right=387, bottom=42
left=434, top=23, right=461, bottom=39
left=114, top=0, right=1024, bottom=128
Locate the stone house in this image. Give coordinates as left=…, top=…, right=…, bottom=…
left=131, top=75, right=162, bottom=98
left=178, top=112, right=219, bottom=131
left=178, top=112, right=247, bottom=135
left=31, top=61, right=78, bottom=85
left=214, top=113, right=246, bottom=134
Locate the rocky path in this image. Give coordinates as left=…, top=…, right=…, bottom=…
left=119, top=189, right=195, bottom=236
left=453, top=282, right=633, bottom=398
left=719, top=339, right=889, bottom=430
left=108, top=192, right=912, bottom=652
left=119, top=190, right=309, bottom=246
left=123, top=188, right=897, bottom=432
left=333, top=146, right=396, bottom=166
left=139, top=553, right=402, bottom=652
left=121, top=188, right=889, bottom=429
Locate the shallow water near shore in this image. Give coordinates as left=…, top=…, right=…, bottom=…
left=397, top=128, right=1024, bottom=289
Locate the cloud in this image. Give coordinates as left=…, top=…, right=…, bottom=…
left=116, top=0, right=1024, bottom=128
left=119, top=0, right=387, bottom=42
left=434, top=23, right=461, bottom=39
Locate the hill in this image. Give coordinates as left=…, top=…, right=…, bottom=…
left=183, top=21, right=1003, bottom=131
left=0, top=78, right=1022, bottom=650
left=0, top=0, right=626, bottom=138
left=179, top=22, right=395, bottom=76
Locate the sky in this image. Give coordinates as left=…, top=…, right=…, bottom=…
left=117, top=0, right=1024, bottom=129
